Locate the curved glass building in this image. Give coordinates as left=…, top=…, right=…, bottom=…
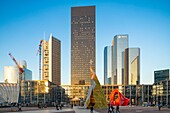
left=0, top=83, right=19, bottom=103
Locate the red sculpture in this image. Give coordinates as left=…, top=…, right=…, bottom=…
left=110, top=89, right=130, bottom=106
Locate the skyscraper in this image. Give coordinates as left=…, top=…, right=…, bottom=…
left=124, top=48, right=140, bottom=85
left=42, top=34, right=61, bottom=85
left=71, top=6, right=96, bottom=85
left=104, top=46, right=114, bottom=85
left=113, top=35, right=128, bottom=85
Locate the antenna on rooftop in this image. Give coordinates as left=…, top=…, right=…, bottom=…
left=44, top=32, right=46, bottom=41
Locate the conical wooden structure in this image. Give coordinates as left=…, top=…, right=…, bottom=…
left=85, top=65, right=107, bottom=109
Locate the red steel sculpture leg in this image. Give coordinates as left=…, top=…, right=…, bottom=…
left=110, top=89, right=130, bottom=106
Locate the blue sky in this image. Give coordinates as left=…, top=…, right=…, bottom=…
left=0, top=0, right=170, bottom=85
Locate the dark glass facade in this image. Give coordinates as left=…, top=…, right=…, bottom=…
left=71, top=6, right=96, bottom=85
left=154, top=69, right=170, bottom=83
left=51, top=36, right=61, bottom=85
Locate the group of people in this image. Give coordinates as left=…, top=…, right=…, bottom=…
left=18, top=103, right=22, bottom=112
left=108, top=104, right=120, bottom=113
left=37, top=103, right=47, bottom=109
left=90, top=104, right=120, bottom=113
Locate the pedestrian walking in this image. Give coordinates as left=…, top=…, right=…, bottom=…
left=108, top=104, right=111, bottom=113
left=56, top=104, right=59, bottom=110
left=60, top=104, right=62, bottom=110
left=116, top=105, right=120, bottom=113
left=38, top=103, right=40, bottom=109
left=111, top=106, right=115, bottom=113
left=71, top=104, right=73, bottom=109
left=158, top=104, right=161, bottom=111
left=90, top=106, right=94, bottom=113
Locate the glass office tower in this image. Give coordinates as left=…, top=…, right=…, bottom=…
left=124, top=48, right=140, bottom=85
left=71, top=6, right=96, bottom=85
left=113, top=35, right=128, bottom=85
left=104, top=46, right=114, bottom=85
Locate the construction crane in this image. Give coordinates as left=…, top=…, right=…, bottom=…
left=36, top=40, right=43, bottom=80
left=9, top=53, right=24, bottom=75
left=9, top=53, right=24, bottom=103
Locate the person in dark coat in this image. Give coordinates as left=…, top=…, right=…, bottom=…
left=116, top=105, right=120, bottom=113
left=90, top=106, right=93, bottom=113
left=158, top=103, right=161, bottom=111
left=56, top=104, right=59, bottom=110
left=111, top=106, right=115, bottom=113
left=108, top=104, right=111, bottom=113
left=71, top=104, right=73, bottom=109
left=60, top=104, right=62, bottom=110
left=38, top=103, right=40, bottom=109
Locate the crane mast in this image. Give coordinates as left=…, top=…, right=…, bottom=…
left=37, top=40, right=43, bottom=80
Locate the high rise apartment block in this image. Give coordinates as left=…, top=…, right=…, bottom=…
left=71, top=6, right=96, bottom=85
left=42, top=34, right=61, bottom=85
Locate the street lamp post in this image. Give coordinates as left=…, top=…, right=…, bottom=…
left=7, top=97, right=9, bottom=104
left=61, top=87, right=62, bottom=104
left=18, top=73, right=22, bottom=104
left=130, top=74, right=133, bottom=106
left=130, top=85, right=132, bottom=106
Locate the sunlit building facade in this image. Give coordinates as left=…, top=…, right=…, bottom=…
left=152, top=80, right=170, bottom=106
left=42, top=40, right=49, bottom=81
left=13, top=81, right=169, bottom=106
left=4, top=61, right=32, bottom=83
left=60, top=84, right=153, bottom=106
left=21, top=80, right=51, bottom=104
left=4, top=66, right=19, bottom=83
left=124, top=48, right=140, bottom=85
left=42, top=34, right=61, bottom=85
left=61, top=85, right=90, bottom=101
left=71, top=6, right=96, bottom=85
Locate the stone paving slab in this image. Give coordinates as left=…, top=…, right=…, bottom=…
left=95, top=106, right=170, bottom=113
left=0, top=106, right=170, bottom=113
left=5, top=109, right=75, bottom=113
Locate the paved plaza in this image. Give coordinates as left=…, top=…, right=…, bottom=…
left=0, top=106, right=170, bottom=113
